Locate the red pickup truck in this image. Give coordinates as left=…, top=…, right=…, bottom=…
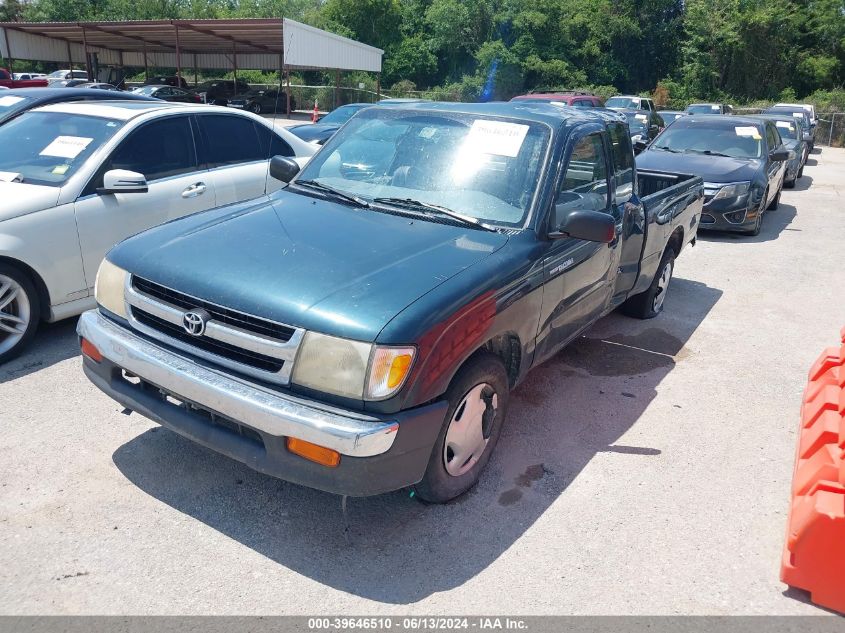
left=0, top=68, right=49, bottom=88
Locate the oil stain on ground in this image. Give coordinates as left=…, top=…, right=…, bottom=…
left=555, top=328, right=689, bottom=377
left=498, top=464, right=548, bottom=506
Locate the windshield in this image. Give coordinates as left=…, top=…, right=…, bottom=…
left=771, top=120, right=798, bottom=140
left=134, top=86, right=159, bottom=96
left=766, top=108, right=809, bottom=129
left=295, top=109, right=550, bottom=227
left=320, top=105, right=367, bottom=126
left=687, top=104, right=721, bottom=114
left=0, top=94, right=33, bottom=122
left=650, top=119, right=763, bottom=159
left=0, top=111, right=124, bottom=186
left=624, top=112, right=649, bottom=133
left=606, top=97, right=639, bottom=109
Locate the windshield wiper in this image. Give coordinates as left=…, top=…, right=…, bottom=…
left=653, top=145, right=680, bottom=153
left=372, top=197, right=497, bottom=232
left=293, top=179, right=369, bottom=208
left=685, top=149, right=732, bottom=158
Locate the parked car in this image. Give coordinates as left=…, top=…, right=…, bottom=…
left=0, top=101, right=317, bottom=361
left=510, top=91, right=603, bottom=108
left=143, top=75, right=190, bottom=89
left=132, top=85, right=202, bottom=103
left=775, top=102, right=817, bottom=126
left=77, top=102, right=703, bottom=502
left=0, top=68, right=49, bottom=89
left=750, top=114, right=808, bottom=187
left=62, top=79, right=92, bottom=88
left=196, top=79, right=250, bottom=106
left=13, top=73, right=46, bottom=81
left=763, top=106, right=815, bottom=150
left=73, top=82, right=120, bottom=91
left=605, top=95, right=656, bottom=111
left=637, top=115, right=789, bottom=236
left=619, top=108, right=665, bottom=150
left=685, top=103, right=733, bottom=115
left=0, top=87, right=159, bottom=127
left=288, top=103, right=370, bottom=145
left=658, top=110, right=685, bottom=125
left=228, top=88, right=296, bottom=114
left=45, top=69, right=89, bottom=85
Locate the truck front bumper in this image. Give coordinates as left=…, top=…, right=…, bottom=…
left=78, top=310, right=446, bottom=497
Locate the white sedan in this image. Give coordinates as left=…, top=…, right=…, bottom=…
left=0, top=100, right=316, bottom=361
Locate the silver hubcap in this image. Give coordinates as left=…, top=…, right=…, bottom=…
left=443, top=383, right=498, bottom=477
left=0, top=274, right=30, bottom=355
left=653, top=260, right=673, bottom=313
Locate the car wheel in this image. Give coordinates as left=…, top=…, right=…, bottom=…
left=767, top=186, right=781, bottom=210
left=413, top=352, right=509, bottom=503
left=250, top=103, right=262, bottom=115
left=0, top=264, right=40, bottom=364
left=784, top=177, right=796, bottom=189
left=621, top=248, right=675, bottom=319
left=744, top=192, right=766, bottom=236
left=798, top=163, right=804, bottom=179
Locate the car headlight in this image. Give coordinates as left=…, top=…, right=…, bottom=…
left=291, top=332, right=415, bottom=400
left=94, top=259, right=129, bottom=318
left=713, top=181, right=750, bottom=200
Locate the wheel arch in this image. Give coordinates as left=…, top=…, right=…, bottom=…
left=0, top=256, right=51, bottom=321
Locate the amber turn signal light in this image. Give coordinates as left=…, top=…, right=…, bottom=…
left=286, top=437, right=341, bottom=468
left=81, top=337, right=103, bottom=363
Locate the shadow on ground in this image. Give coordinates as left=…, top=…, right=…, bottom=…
left=0, top=318, right=79, bottom=384
left=113, top=276, right=722, bottom=604
left=791, top=174, right=814, bottom=193
left=696, top=203, right=797, bottom=244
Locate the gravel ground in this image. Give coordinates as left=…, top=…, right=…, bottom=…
left=1, top=147, right=843, bottom=615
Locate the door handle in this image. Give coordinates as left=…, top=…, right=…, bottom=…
left=181, top=182, right=206, bottom=198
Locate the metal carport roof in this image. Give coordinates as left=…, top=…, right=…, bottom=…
left=0, top=18, right=383, bottom=73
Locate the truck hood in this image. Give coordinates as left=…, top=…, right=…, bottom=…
left=637, top=149, right=762, bottom=183
left=0, top=181, right=61, bottom=222
left=108, top=190, right=510, bottom=342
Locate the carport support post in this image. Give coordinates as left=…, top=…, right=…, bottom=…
left=232, top=43, right=238, bottom=94
left=376, top=73, right=381, bottom=101
left=143, top=45, right=148, bottom=82
left=285, top=67, right=291, bottom=118
left=66, top=41, right=73, bottom=71
left=334, top=69, right=340, bottom=110
left=193, top=54, right=198, bottom=87
left=174, top=25, right=182, bottom=84
left=82, top=27, right=92, bottom=81
left=2, top=28, right=13, bottom=72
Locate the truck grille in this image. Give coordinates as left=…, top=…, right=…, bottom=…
left=126, top=276, right=304, bottom=385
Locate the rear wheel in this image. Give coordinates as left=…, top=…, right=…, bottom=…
left=784, top=177, right=796, bottom=189
left=0, top=264, right=40, bottom=364
left=621, top=249, right=675, bottom=319
left=250, top=102, right=262, bottom=115
left=413, top=352, right=509, bottom=503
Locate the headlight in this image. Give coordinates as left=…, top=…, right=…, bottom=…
left=94, top=259, right=128, bottom=318
left=713, top=181, right=750, bottom=200
left=291, top=332, right=415, bottom=400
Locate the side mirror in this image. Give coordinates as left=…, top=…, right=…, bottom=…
left=787, top=150, right=797, bottom=161
left=769, top=148, right=790, bottom=162
left=633, top=138, right=648, bottom=154
left=97, top=169, right=148, bottom=194
left=269, top=155, right=300, bottom=183
left=550, top=208, right=616, bottom=243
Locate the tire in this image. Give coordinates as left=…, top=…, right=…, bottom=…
left=621, top=249, right=675, bottom=320
left=798, top=163, right=804, bottom=179
left=784, top=177, right=796, bottom=189
left=0, top=263, right=40, bottom=364
left=250, top=102, right=262, bottom=115
left=743, top=191, right=767, bottom=236
left=413, top=352, right=510, bottom=503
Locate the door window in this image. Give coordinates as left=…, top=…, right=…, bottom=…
left=765, top=123, right=780, bottom=150
left=607, top=123, right=635, bottom=204
left=198, top=114, right=265, bottom=167
left=256, top=123, right=294, bottom=157
left=556, top=132, right=610, bottom=221
left=95, top=115, right=197, bottom=189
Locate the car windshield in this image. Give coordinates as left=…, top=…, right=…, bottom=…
left=606, top=97, right=639, bottom=109
left=0, top=94, right=33, bottom=122
left=134, top=86, right=159, bottom=96
left=0, top=111, right=124, bottom=186
left=660, top=112, right=683, bottom=124
left=320, top=105, right=366, bottom=126
left=650, top=119, right=763, bottom=159
left=624, top=112, right=649, bottom=133
left=295, top=109, right=550, bottom=227
left=766, top=108, right=809, bottom=129
left=771, top=120, right=798, bottom=140
left=687, top=104, right=722, bottom=114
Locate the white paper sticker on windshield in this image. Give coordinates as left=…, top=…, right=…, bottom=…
left=0, top=96, right=25, bottom=107
left=735, top=126, right=760, bottom=139
left=465, top=119, right=529, bottom=157
left=776, top=121, right=793, bottom=129
left=711, top=105, right=720, bottom=111
left=793, top=112, right=804, bottom=118
left=39, top=136, right=93, bottom=159
left=635, top=114, right=648, bottom=121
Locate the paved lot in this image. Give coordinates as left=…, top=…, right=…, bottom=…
left=1, top=147, right=843, bottom=615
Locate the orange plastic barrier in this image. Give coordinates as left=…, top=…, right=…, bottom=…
left=780, top=326, right=845, bottom=613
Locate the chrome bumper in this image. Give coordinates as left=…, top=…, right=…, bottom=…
left=77, top=310, right=399, bottom=457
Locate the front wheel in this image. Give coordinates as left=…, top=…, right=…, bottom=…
left=250, top=102, right=262, bottom=115
left=413, top=352, right=509, bottom=503
left=0, top=264, right=40, bottom=364
left=621, top=249, right=675, bottom=319
left=767, top=186, right=781, bottom=210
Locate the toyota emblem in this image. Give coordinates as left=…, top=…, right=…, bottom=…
left=182, top=309, right=210, bottom=336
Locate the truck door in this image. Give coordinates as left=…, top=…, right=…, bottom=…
left=607, top=121, right=646, bottom=304
left=536, top=127, right=616, bottom=360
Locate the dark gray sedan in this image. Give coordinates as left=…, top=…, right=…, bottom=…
left=750, top=114, right=808, bottom=187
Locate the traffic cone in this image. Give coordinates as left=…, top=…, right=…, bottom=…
left=311, top=100, right=319, bottom=123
